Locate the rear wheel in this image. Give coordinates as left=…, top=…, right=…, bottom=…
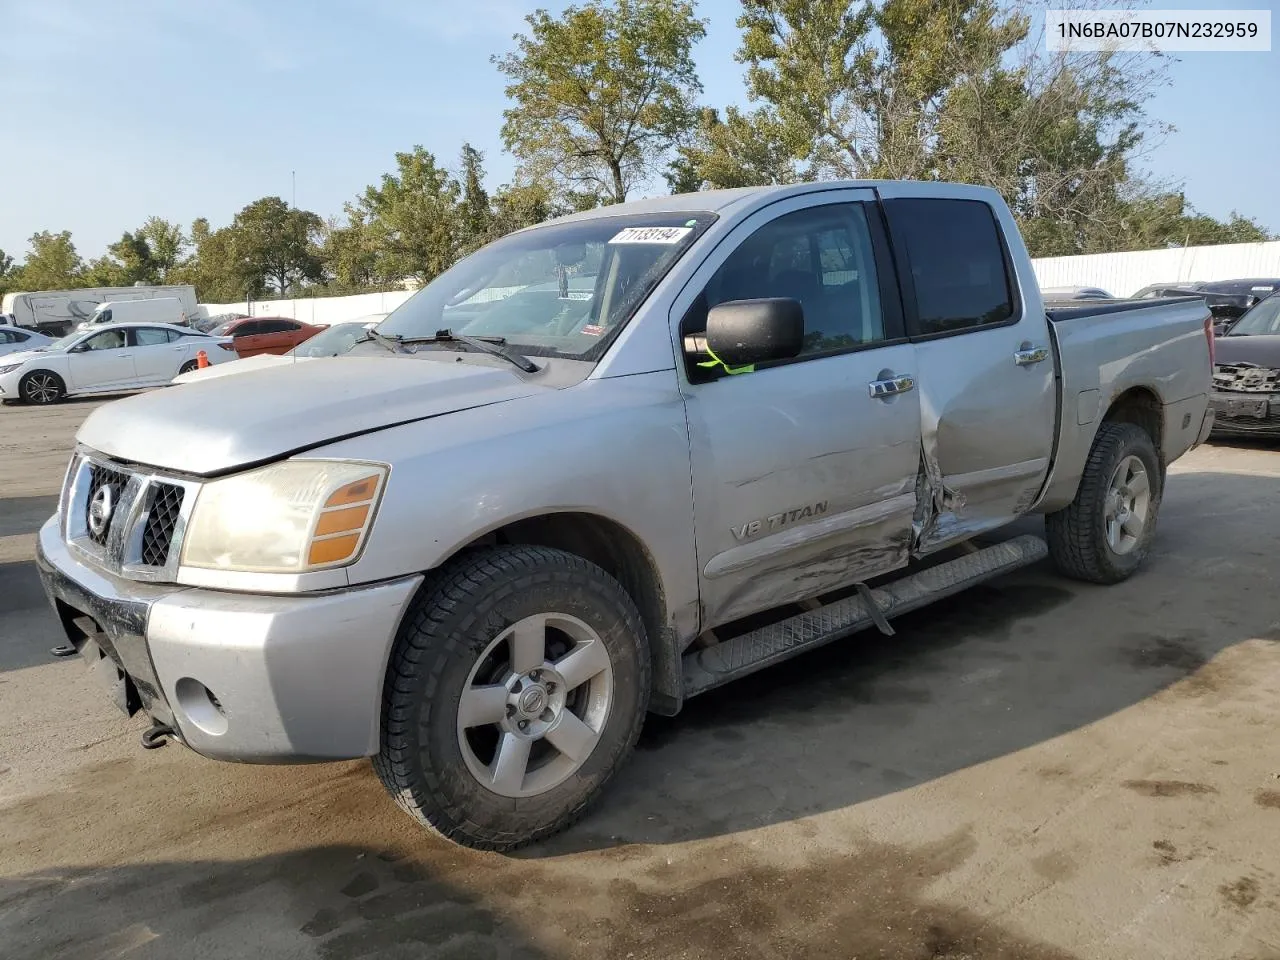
left=374, top=546, right=650, bottom=850
left=1046, top=421, right=1161, bottom=584
left=19, top=370, right=65, bottom=405
left=178, top=360, right=199, bottom=375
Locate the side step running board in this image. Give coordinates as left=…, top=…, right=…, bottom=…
left=682, top=534, right=1049, bottom=698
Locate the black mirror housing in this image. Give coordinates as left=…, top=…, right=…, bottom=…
left=705, top=298, right=804, bottom=367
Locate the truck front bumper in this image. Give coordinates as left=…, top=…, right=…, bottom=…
left=35, top=516, right=422, bottom=763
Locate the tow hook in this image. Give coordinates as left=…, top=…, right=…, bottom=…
left=141, top=722, right=176, bottom=750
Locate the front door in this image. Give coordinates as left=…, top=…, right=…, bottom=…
left=676, top=191, right=923, bottom=628
left=67, top=328, right=136, bottom=390
left=878, top=188, right=1056, bottom=552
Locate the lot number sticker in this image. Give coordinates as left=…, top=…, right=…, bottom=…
left=609, top=226, right=693, bottom=244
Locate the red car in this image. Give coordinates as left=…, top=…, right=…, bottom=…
left=208, top=316, right=326, bottom=358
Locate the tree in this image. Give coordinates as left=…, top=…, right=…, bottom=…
left=320, top=214, right=383, bottom=293
left=228, top=197, right=325, bottom=296
left=0, top=248, right=21, bottom=297
left=137, top=217, right=188, bottom=281
left=19, top=231, right=83, bottom=290
left=495, top=0, right=707, bottom=205
left=668, top=106, right=808, bottom=191
left=169, top=217, right=250, bottom=302
left=351, top=146, right=461, bottom=285
left=458, top=143, right=494, bottom=254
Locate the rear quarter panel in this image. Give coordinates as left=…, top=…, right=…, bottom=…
left=1036, top=299, right=1211, bottom=512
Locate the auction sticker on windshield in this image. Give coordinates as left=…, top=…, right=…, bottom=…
left=609, top=226, right=693, bottom=244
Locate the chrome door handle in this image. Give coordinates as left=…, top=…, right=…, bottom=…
left=868, top=374, right=915, bottom=398
left=1014, top=347, right=1048, bottom=366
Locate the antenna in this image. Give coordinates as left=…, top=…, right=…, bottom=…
left=292, top=170, right=296, bottom=208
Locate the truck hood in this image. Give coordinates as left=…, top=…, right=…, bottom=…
left=171, top=351, right=300, bottom=384
left=78, top=355, right=543, bottom=475
left=1214, top=335, right=1280, bottom=369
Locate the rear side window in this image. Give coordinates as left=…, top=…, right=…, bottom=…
left=884, top=198, right=1015, bottom=336
left=258, top=319, right=295, bottom=334
left=132, top=327, right=177, bottom=346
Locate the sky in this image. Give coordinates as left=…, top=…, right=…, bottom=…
left=1, top=0, right=1277, bottom=261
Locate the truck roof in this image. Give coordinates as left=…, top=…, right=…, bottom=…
left=542, top=180, right=1005, bottom=228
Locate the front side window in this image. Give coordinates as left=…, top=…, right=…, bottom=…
left=82, top=329, right=127, bottom=351
left=884, top=198, right=1015, bottom=336
left=700, top=203, right=885, bottom=355
left=377, top=212, right=714, bottom=360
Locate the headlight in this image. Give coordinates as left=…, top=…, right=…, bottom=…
left=181, top=460, right=387, bottom=573
left=0, top=363, right=23, bottom=375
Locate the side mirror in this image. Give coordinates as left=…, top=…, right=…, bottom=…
left=705, top=298, right=804, bottom=367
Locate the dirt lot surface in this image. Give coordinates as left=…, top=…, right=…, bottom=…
left=3, top=397, right=1280, bottom=960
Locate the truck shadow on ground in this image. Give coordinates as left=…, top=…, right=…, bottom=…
left=0, top=495, right=58, bottom=539
left=0, top=845, right=552, bottom=960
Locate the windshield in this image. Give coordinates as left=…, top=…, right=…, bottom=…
left=376, top=212, right=714, bottom=359
left=210, top=320, right=239, bottom=336
left=288, top=322, right=372, bottom=357
left=1225, top=295, right=1280, bottom=336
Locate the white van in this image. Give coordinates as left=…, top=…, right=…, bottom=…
left=76, top=298, right=190, bottom=332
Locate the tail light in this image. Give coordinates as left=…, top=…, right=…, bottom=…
left=1204, top=316, right=1215, bottom=369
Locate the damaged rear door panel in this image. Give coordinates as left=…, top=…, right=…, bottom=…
left=877, top=187, right=1057, bottom=555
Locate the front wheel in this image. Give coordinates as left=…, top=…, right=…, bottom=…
left=19, top=370, right=65, bottom=405
left=374, top=546, right=650, bottom=850
left=1046, top=421, right=1162, bottom=584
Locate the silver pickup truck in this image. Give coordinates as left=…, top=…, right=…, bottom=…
left=35, top=181, right=1214, bottom=850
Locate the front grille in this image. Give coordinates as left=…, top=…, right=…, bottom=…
left=140, top=482, right=184, bottom=566
left=85, top=464, right=129, bottom=546
left=1213, top=363, right=1280, bottom=393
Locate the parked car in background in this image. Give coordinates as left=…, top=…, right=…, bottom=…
left=0, top=323, right=53, bottom=358
left=171, top=315, right=387, bottom=385
left=75, top=297, right=191, bottom=333
left=191, top=312, right=249, bottom=333
left=207, top=316, right=325, bottom=357
left=0, top=323, right=234, bottom=404
left=1132, top=282, right=1203, bottom=299
left=35, top=180, right=1213, bottom=850
left=1129, top=284, right=1259, bottom=335
left=1041, top=285, right=1115, bottom=301
left=1209, top=291, right=1280, bottom=438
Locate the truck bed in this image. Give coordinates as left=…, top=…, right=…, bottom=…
left=1034, top=295, right=1212, bottom=514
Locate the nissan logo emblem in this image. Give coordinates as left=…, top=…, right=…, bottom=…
left=88, top=484, right=116, bottom=538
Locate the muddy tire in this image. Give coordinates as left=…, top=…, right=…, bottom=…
left=1046, top=422, right=1161, bottom=585
left=374, top=546, right=650, bottom=851
left=19, top=370, right=65, bottom=405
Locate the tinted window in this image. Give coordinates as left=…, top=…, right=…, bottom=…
left=257, top=319, right=295, bottom=334
left=132, top=327, right=175, bottom=346
left=231, top=321, right=262, bottom=337
left=0, top=330, right=12, bottom=343
left=82, top=329, right=127, bottom=351
left=886, top=198, right=1014, bottom=336
left=703, top=203, right=885, bottom=355
left=13, top=330, right=29, bottom=342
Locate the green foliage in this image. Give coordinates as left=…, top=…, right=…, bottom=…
left=19, top=231, right=83, bottom=290
left=495, top=0, right=706, bottom=204
left=229, top=197, right=325, bottom=296
left=0, top=247, right=21, bottom=298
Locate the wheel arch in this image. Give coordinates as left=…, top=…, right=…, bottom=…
left=1101, top=386, right=1164, bottom=469
left=402, top=509, right=683, bottom=718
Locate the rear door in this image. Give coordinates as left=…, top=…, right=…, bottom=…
left=230, top=320, right=266, bottom=356
left=129, top=326, right=185, bottom=382
left=878, top=189, right=1055, bottom=552
left=676, top=189, right=922, bottom=627
left=66, top=329, right=137, bottom=389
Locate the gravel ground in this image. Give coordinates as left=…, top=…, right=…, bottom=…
left=2, top=397, right=1279, bottom=960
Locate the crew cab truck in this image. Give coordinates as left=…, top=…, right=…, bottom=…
left=36, top=182, right=1215, bottom=850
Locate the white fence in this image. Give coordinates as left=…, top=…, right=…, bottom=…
left=197, top=239, right=1280, bottom=325
left=1031, top=241, right=1280, bottom=299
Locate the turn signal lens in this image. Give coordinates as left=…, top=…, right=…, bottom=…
left=305, top=471, right=384, bottom=568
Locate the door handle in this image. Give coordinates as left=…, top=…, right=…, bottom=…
left=868, top=374, right=915, bottom=398
left=1014, top=346, right=1048, bottom=366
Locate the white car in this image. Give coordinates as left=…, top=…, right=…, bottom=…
left=0, top=322, right=235, bottom=405
left=0, top=324, right=54, bottom=358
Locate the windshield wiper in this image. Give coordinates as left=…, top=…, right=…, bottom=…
left=391, top=329, right=539, bottom=373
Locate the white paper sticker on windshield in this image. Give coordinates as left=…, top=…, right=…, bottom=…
left=608, top=226, right=693, bottom=245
